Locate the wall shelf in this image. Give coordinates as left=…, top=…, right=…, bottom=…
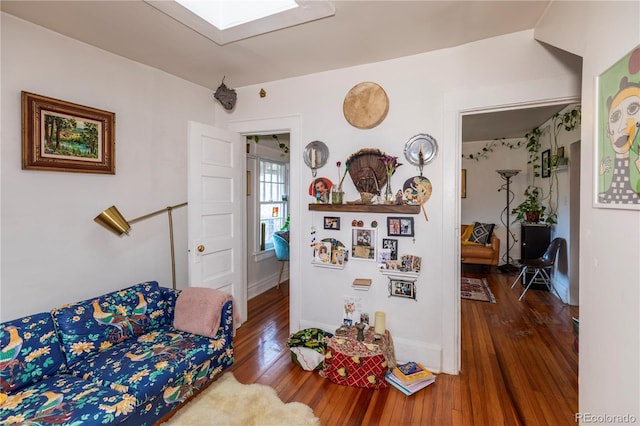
left=311, top=260, right=346, bottom=269
left=379, top=269, right=420, bottom=279
left=308, top=204, right=421, bottom=214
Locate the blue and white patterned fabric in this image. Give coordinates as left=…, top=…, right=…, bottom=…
left=0, top=375, right=134, bottom=425
left=0, top=282, right=235, bottom=426
left=0, top=312, right=66, bottom=394
left=51, top=281, right=172, bottom=367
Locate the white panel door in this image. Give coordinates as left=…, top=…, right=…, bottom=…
left=188, top=121, right=246, bottom=324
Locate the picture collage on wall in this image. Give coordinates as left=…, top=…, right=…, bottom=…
left=313, top=212, right=421, bottom=277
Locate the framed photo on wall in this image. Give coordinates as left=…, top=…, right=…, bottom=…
left=388, top=279, right=416, bottom=300
left=594, top=45, right=640, bottom=209
left=21, top=91, right=115, bottom=174
left=351, top=227, right=376, bottom=261
left=461, top=169, right=467, bottom=198
left=323, top=216, right=340, bottom=230
left=382, top=238, right=398, bottom=260
left=541, top=149, right=550, bottom=178
left=387, top=217, right=414, bottom=237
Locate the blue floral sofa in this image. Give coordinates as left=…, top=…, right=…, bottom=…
left=0, top=281, right=234, bottom=425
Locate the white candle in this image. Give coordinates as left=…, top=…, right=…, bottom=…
left=311, top=148, right=316, bottom=168
left=374, top=311, right=386, bottom=334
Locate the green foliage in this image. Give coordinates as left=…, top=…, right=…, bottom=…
left=250, top=134, right=289, bottom=154
left=510, top=104, right=581, bottom=225
left=462, top=138, right=526, bottom=161
left=511, top=186, right=552, bottom=224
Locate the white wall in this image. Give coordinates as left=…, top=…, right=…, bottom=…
left=462, top=137, right=530, bottom=263
left=0, top=13, right=218, bottom=321
left=537, top=1, right=640, bottom=420
left=227, top=29, right=580, bottom=373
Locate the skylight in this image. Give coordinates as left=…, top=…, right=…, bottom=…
left=176, top=0, right=298, bottom=30
left=146, top=0, right=335, bottom=45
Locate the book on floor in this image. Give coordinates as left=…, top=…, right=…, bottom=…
left=385, top=371, right=435, bottom=396
left=392, top=361, right=433, bottom=385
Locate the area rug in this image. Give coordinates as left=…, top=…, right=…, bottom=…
left=161, top=372, right=320, bottom=426
left=461, top=277, right=496, bottom=303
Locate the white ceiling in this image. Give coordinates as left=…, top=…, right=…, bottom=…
left=1, top=0, right=581, bottom=141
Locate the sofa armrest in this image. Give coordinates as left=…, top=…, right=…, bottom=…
left=490, top=234, right=501, bottom=264
left=160, top=287, right=181, bottom=323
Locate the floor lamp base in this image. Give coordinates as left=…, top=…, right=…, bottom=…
left=497, top=263, right=520, bottom=274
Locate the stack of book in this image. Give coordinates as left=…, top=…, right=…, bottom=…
left=352, top=278, right=372, bottom=291
left=385, top=361, right=435, bottom=396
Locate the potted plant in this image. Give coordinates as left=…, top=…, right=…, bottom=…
left=512, top=186, right=547, bottom=223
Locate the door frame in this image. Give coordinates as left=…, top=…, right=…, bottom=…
left=443, top=89, right=580, bottom=374
left=228, top=115, right=301, bottom=331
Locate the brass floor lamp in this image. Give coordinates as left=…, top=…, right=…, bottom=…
left=94, top=202, right=187, bottom=289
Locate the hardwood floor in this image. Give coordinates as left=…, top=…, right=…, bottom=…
left=228, top=270, right=579, bottom=425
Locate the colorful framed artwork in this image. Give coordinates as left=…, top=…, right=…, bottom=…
left=595, top=45, right=640, bottom=209
left=22, top=92, right=115, bottom=174
left=387, top=217, right=414, bottom=237
left=351, top=227, right=376, bottom=261
left=541, top=149, right=551, bottom=178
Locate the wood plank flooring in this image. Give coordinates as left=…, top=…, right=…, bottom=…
left=228, top=269, right=579, bottom=425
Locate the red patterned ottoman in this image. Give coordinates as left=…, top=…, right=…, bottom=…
left=322, top=327, right=396, bottom=389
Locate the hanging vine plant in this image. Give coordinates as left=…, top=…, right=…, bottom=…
left=462, top=104, right=582, bottom=226
left=462, top=138, right=526, bottom=161
left=249, top=134, right=289, bottom=154
left=512, top=104, right=582, bottom=225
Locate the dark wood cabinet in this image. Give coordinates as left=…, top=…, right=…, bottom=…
left=520, top=224, right=551, bottom=290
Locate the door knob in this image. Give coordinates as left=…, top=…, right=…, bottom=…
left=197, top=244, right=205, bottom=253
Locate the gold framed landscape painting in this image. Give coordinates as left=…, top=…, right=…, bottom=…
left=595, top=46, right=640, bottom=208
left=22, top=91, right=115, bottom=174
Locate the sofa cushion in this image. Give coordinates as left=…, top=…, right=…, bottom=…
left=51, top=281, right=172, bottom=367
left=0, top=374, right=135, bottom=425
left=460, top=225, right=474, bottom=242
left=66, top=321, right=234, bottom=406
left=0, top=313, right=66, bottom=394
left=469, top=222, right=495, bottom=245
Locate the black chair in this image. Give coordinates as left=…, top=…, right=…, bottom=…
left=511, top=237, right=564, bottom=301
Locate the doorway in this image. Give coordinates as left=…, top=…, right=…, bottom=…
left=245, top=133, right=290, bottom=300
left=227, top=115, right=302, bottom=332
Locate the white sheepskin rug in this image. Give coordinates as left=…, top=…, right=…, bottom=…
left=162, top=372, right=320, bottom=426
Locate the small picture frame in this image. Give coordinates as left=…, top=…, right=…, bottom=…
left=323, top=216, right=340, bottom=230
left=382, top=238, right=398, bottom=260
left=22, top=91, right=115, bottom=174
left=389, top=279, right=416, bottom=300
left=461, top=169, right=467, bottom=198
left=387, top=217, right=414, bottom=237
left=541, top=149, right=551, bottom=178
left=351, top=227, right=376, bottom=261
left=314, top=241, right=332, bottom=264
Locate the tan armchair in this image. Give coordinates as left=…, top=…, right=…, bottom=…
left=461, top=224, right=500, bottom=266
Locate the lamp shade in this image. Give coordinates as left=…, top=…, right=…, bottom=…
left=94, top=206, right=131, bottom=236
left=496, top=169, right=521, bottom=179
